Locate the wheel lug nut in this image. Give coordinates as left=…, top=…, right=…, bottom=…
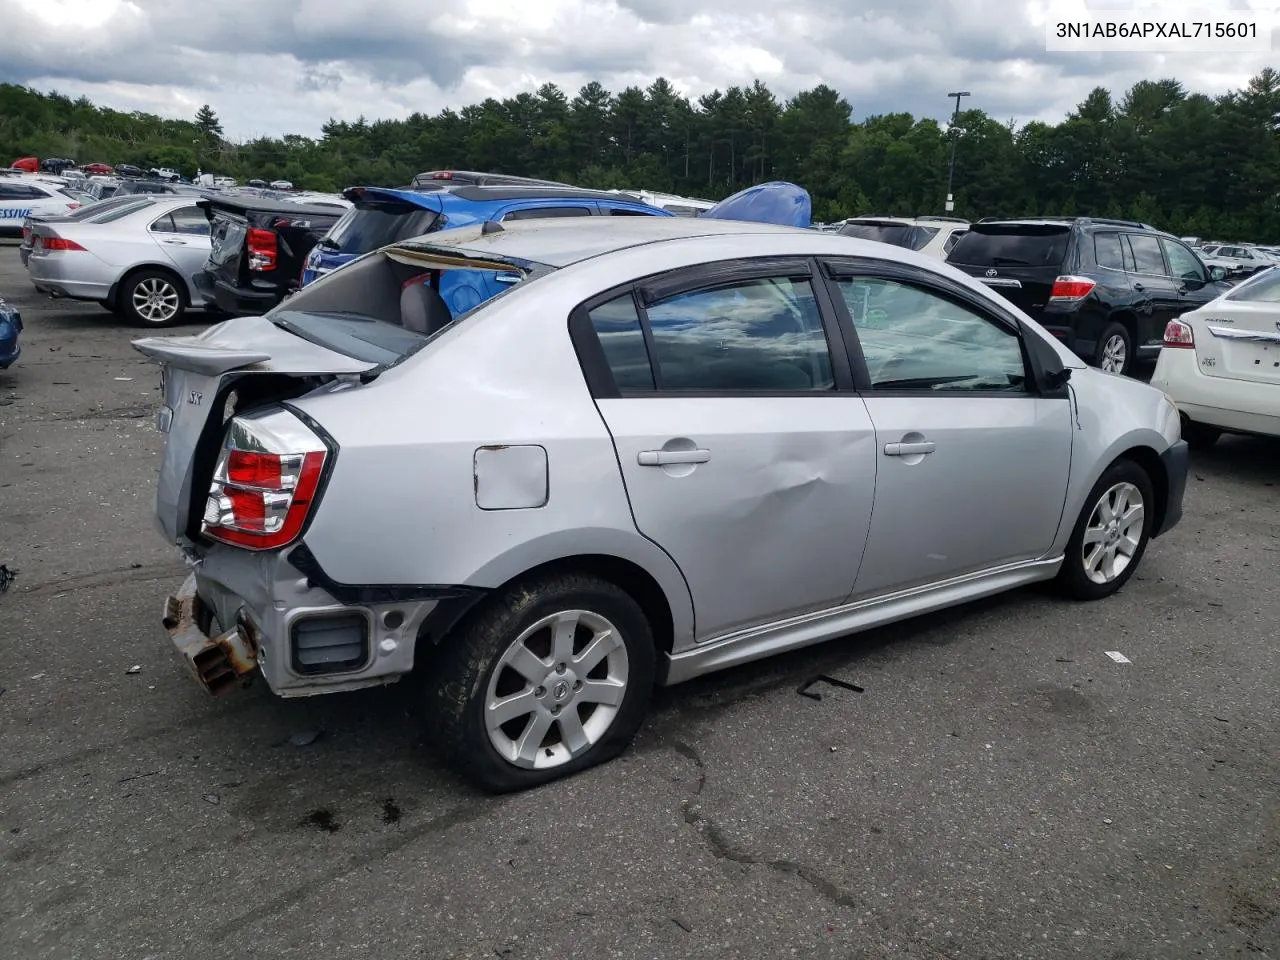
left=551, top=704, right=561, bottom=715
left=556, top=663, right=566, bottom=674
left=573, top=680, right=582, bottom=690
left=535, top=686, right=546, bottom=697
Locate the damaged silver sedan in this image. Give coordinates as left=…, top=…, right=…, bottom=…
left=135, top=215, right=1188, bottom=792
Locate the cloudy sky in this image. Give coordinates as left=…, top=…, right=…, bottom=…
left=3, top=0, right=1278, bottom=141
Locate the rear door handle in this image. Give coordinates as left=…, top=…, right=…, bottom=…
left=884, top=441, right=936, bottom=457
left=160, top=239, right=187, bottom=245
left=638, top=449, right=711, bottom=466
left=1133, top=282, right=1145, bottom=292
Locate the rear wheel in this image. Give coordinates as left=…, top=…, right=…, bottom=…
left=1180, top=415, right=1221, bottom=450
left=120, top=269, right=185, bottom=327
left=425, top=573, right=656, bottom=793
left=1056, top=459, right=1155, bottom=601
left=1094, top=322, right=1132, bottom=376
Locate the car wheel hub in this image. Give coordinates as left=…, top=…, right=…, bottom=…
left=1082, top=481, right=1145, bottom=585
left=484, top=609, right=629, bottom=770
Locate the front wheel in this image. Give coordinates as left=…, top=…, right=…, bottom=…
left=1056, top=459, right=1155, bottom=601
left=425, top=573, right=656, bottom=793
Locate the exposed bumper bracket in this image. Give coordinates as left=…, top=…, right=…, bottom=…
left=161, top=574, right=259, bottom=696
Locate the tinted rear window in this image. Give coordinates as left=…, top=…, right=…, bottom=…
left=1094, top=232, right=1125, bottom=270
left=948, top=227, right=1070, bottom=267
left=838, top=223, right=939, bottom=251
left=326, top=205, right=441, bottom=254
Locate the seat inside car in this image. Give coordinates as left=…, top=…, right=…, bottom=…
left=399, top=278, right=454, bottom=335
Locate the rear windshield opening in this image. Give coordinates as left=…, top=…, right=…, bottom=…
left=839, top=222, right=940, bottom=251
left=948, top=227, right=1069, bottom=267
left=326, top=205, right=441, bottom=254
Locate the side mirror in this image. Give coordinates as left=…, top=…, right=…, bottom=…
left=1209, top=265, right=1227, bottom=282
left=1021, top=322, right=1073, bottom=393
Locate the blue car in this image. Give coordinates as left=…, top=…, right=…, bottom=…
left=299, top=184, right=675, bottom=315
left=0, top=298, right=22, bottom=369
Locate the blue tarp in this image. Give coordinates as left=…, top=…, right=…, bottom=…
left=701, top=181, right=811, bottom=228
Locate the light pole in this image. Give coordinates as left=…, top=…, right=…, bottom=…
left=944, top=90, right=970, bottom=214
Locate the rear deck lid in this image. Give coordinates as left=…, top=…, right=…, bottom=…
left=946, top=222, right=1071, bottom=316
left=1188, top=268, right=1280, bottom=385
left=133, top=315, right=376, bottom=546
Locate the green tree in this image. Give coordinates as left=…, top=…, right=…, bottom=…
left=194, top=104, right=222, bottom=137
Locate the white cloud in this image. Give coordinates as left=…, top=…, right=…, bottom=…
left=1, top=0, right=1277, bottom=141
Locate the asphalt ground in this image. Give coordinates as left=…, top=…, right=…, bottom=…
left=1, top=245, right=1277, bottom=960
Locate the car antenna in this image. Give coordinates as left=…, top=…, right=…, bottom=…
left=481, top=219, right=504, bottom=235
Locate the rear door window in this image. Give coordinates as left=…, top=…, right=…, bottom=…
left=1094, top=232, right=1126, bottom=271
left=946, top=227, right=1069, bottom=267
left=587, top=295, right=655, bottom=390
left=169, top=205, right=211, bottom=236
left=643, top=276, right=835, bottom=391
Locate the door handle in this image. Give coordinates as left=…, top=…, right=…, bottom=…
left=884, top=441, right=936, bottom=457
left=1132, top=282, right=1145, bottom=292
left=638, top=448, right=711, bottom=466
left=161, top=239, right=187, bottom=245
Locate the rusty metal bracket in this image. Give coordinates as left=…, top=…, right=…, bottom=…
left=161, top=575, right=258, bottom=696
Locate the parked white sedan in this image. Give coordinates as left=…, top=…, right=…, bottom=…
left=1152, top=267, right=1280, bottom=447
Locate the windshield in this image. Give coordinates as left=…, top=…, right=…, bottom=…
left=86, top=198, right=156, bottom=223
left=270, top=310, right=427, bottom=365
left=838, top=222, right=939, bottom=251
left=1226, top=267, right=1280, bottom=302
left=325, top=203, right=442, bottom=254
left=947, top=227, right=1070, bottom=267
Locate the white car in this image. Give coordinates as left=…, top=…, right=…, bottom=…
left=837, top=216, right=970, bottom=260
left=1152, top=267, right=1280, bottom=447
left=0, top=177, right=85, bottom=238
left=269, top=179, right=294, bottom=191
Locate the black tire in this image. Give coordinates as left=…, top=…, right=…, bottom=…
left=1181, top=416, right=1221, bottom=451
left=425, top=572, right=656, bottom=793
left=1094, top=321, right=1133, bottom=376
left=119, top=268, right=186, bottom=327
left=1056, top=458, right=1155, bottom=601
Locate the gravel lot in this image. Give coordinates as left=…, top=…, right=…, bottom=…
left=1, top=246, right=1278, bottom=960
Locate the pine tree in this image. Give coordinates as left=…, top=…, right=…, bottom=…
left=194, top=104, right=223, bottom=137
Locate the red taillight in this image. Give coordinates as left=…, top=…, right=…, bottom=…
left=66, top=201, right=81, bottom=210
left=431, top=171, right=454, bottom=180
left=1049, top=276, right=1097, bottom=301
left=247, top=227, right=278, bottom=272
left=40, top=237, right=87, bottom=252
left=202, top=415, right=328, bottom=551
left=1163, top=319, right=1195, bottom=348
left=21, top=226, right=31, bottom=242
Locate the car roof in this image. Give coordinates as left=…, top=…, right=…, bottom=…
left=199, top=193, right=344, bottom=217
left=393, top=215, right=814, bottom=268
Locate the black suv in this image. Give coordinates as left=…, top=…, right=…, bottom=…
left=946, top=217, right=1231, bottom=376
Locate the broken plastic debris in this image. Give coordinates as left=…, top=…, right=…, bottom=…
left=29, top=673, right=45, bottom=680
left=1105, top=651, right=1131, bottom=664
left=114, top=377, right=134, bottom=381
left=1103, top=818, right=1114, bottom=825
left=202, top=794, right=220, bottom=805
left=289, top=730, right=322, bottom=747
left=125, top=665, right=141, bottom=675
left=0, top=564, right=16, bottom=594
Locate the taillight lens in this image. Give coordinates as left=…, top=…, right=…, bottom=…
left=1163, top=319, right=1195, bottom=348
left=201, top=410, right=329, bottom=550
left=1049, top=275, right=1097, bottom=301
left=39, top=237, right=87, bottom=252
left=66, top=201, right=81, bottom=210
left=247, top=227, right=278, bottom=272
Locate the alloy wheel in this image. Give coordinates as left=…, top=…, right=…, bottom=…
left=1082, top=481, right=1145, bottom=585
left=132, top=277, right=180, bottom=324
left=484, top=609, right=629, bottom=769
left=1100, top=334, right=1127, bottom=374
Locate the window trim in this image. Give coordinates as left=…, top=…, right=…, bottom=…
left=818, top=257, right=1066, bottom=400
left=568, top=257, right=856, bottom=399
left=1122, top=232, right=1170, bottom=279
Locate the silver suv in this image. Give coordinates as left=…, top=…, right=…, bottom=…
left=136, top=216, right=1189, bottom=792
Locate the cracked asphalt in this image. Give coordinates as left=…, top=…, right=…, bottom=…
left=1, top=248, right=1278, bottom=960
